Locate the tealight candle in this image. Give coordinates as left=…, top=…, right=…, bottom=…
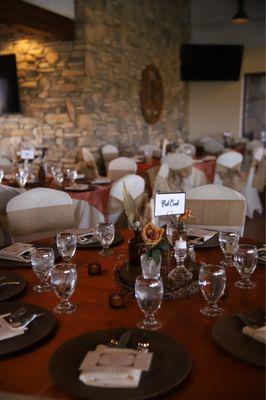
left=88, top=263, right=102, bottom=276
left=108, top=292, right=125, bottom=309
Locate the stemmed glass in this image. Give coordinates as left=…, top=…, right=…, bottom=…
left=68, top=169, right=78, bottom=184
left=54, top=170, right=64, bottom=186
left=16, top=169, right=28, bottom=188
left=50, top=263, right=77, bottom=314
left=31, top=247, right=54, bottom=292
left=135, top=275, right=163, bottom=330
left=198, top=264, right=226, bottom=317
left=0, top=169, right=4, bottom=183
left=219, top=231, right=239, bottom=267
left=234, top=244, right=258, bottom=289
left=97, top=222, right=115, bottom=256
left=56, top=232, right=77, bottom=263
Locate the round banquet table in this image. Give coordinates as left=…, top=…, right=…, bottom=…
left=0, top=230, right=264, bottom=400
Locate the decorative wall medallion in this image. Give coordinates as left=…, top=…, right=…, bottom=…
left=140, top=64, right=163, bottom=124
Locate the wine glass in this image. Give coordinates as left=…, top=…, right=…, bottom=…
left=16, top=169, right=28, bottom=188
left=219, top=231, right=239, bottom=267
left=234, top=244, right=258, bottom=289
left=198, top=264, right=226, bottom=317
left=50, top=263, right=77, bottom=314
left=31, top=247, right=54, bottom=292
left=68, top=169, right=77, bottom=184
left=56, top=232, right=77, bottom=262
left=135, top=275, right=163, bottom=330
left=0, top=169, right=4, bottom=183
left=54, top=171, right=64, bottom=186
left=97, top=222, right=115, bottom=256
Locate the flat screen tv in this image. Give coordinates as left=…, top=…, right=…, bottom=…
left=180, top=44, right=244, bottom=81
left=0, top=54, right=20, bottom=114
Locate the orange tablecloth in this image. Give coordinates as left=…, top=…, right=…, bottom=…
left=67, top=184, right=112, bottom=216
left=0, top=231, right=264, bottom=400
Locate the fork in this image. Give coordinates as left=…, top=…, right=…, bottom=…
left=10, top=313, right=46, bottom=329
left=0, top=281, right=20, bottom=287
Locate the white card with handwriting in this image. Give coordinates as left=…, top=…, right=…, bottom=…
left=154, top=192, right=185, bottom=217
left=21, top=149, right=35, bottom=160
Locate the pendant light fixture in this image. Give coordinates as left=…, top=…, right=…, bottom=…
left=232, top=0, right=250, bottom=24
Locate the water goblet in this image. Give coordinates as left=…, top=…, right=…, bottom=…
left=16, top=169, right=28, bottom=188
left=234, top=244, right=258, bottom=289
left=97, top=222, right=115, bottom=256
left=68, top=169, right=77, bottom=184
left=219, top=231, right=239, bottom=267
left=56, top=231, right=77, bottom=262
left=0, top=169, right=4, bottom=183
left=50, top=263, right=77, bottom=314
left=135, top=275, right=163, bottom=330
left=54, top=171, right=64, bottom=186
left=31, top=247, right=54, bottom=292
left=199, top=264, right=226, bottom=317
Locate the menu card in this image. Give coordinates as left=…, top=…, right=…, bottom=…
left=66, top=228, right=99, bottom=245
left=0, top=243, right=35, bottom=263
left=186, top=227, right=217, bottom=244
left=79, top=344, right=153, bottom=388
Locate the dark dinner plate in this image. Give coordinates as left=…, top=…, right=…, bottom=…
left=212, top=311, right=265, bottom=367
left=64, top=185, right=97, bottom=193
left=0, top=273, right=27, bottom=301
left=0, top=243, right=60, bottom=269
left=49, top=328, right=192, bottom=400
left=77, top=233, right=124, bottom=250
left=0, top=302, right=56, bottom=357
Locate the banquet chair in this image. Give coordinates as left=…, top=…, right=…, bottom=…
left=186, top=184, right=246, bottom=236
left=203, top=140, right=224, bottom=155
left=80, top=147, right=99, bottom=179
left=6, top=188, right=77, bottom=242
left=240, top=146, right=264, bottom=219
left=101, top=144, right=119, bottom=171
left=107, top=174, right=145, bottom=227
left=0, top=157, right=13, bottom=175
left=73, top=199, right=104, bottom=229
left=214, top=151, right=243, bottom=190
left=161, top=153, right=194, bottom=191
left=107, top=157, right=137, bottom=181
left=0, top=185, right=21, bottom=245
left=246, top=140, right=263, bottom=152
left=139, top=144, right=160, bottom=159
left=176, top=143, right=196, bottom=157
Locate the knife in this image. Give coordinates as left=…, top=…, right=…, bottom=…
left=110, top=330, right=132, bottom=349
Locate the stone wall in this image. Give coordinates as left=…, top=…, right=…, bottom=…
left=0, top=0, right=190, bottom=167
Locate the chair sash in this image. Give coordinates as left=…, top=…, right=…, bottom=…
left=186, top=199, right=246, bottom=231
left=146, top=165, right=160, bottom=190
left=216, top=163, right=242, bottom=191
left=77, top=160, right=98, bottom=180
left=107, top=192, right=144, bottom=228
left=107, top=169, right=135, bottom=181
left=7, top=204, right=76, bottom=241
left=167, top=166, right=192, bottom=191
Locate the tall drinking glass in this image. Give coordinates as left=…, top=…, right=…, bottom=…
left=50, top=263, right=77, bottom=313
left=135, top=276, right=163, bottom=330
left=199, top=264, right=226, bottom=317
left=97, top=222, right=115, bottom=256
left=31, top=247, right=54, bottom=292
left=219, top=231, right=239, bottom=267
left=56, top=232, right=77, bottom=262
left=234, top=244, right=258, bottom=289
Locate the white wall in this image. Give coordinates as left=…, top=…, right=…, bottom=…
left=23, top=0, right=75, bottom=19
left=188, top=0, right=265, bottom=141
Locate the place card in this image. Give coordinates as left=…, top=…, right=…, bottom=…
left=21, top=148, right=35, bottom=160
left=154, top=192, right=186, bottom=217
left=0, top=314, right=26, bottom=341
left=0, top=243, right=35, bottom=263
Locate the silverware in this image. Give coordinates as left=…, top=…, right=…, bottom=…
left=10, top=312, right=46, bottom=329
left=137, top=341, right=150, bottom=352
left=0, top=281, right=21, bottom=287
left=4, top=306, right=27, bottom=323
left=108, top=330, right=132, bottom=348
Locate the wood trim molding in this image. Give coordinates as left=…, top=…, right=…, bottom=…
left=0, top=0, right=75, bottom=41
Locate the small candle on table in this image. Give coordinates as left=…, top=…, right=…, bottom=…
left=88, top=263, right=102, bottom=276
left=109, top=292, right=125, bottom=309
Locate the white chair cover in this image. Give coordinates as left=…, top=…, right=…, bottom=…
left=0, top=185, right=21, bottom=245
left=6, top=188, right=77, bottom=241
left=107, top=174, right=145, bottom=226
left=246, top=140, right=263, bottom=152
left=176, top=143, right=196, bottom=157
left=161, top=153, right=193, bottom=190
left=82, top=147, right=95, bottom=163
left=214, top=151, right=243, bottom=190
left=0, top=158, right=13, bottom=175
left=72, top=199, right=104, bottom=229
left=203, top=141, right=224, bottom=155
left=107, top=157, right=137, bottom=181
left=186, top=184, right=246, bottom=236
left=101, top=144, right=119, bottom=168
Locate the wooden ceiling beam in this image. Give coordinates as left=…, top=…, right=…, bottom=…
left=0, top=0, right=75, bottom=41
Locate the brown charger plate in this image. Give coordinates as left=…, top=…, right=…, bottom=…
left=212, top=311, right=265, bottom=368
left=77, top=233, right=124, bottom=250
left=0, top=272, right=27, bottom=301
left=0, top=243, right=60, bottom=269
left=49, top=328, right=192, bottom=400
left=0, top=302, right=56, bottom=358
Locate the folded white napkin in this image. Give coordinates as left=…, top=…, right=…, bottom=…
left=79, top=344, right=152, bottom=388
left=91, top=177, right=111, bottom=184
left=0, top=314, right=26, bottom=341
left=243, top=325, right=266, bottom=344
left=0, top=243, right=34, bottom=263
